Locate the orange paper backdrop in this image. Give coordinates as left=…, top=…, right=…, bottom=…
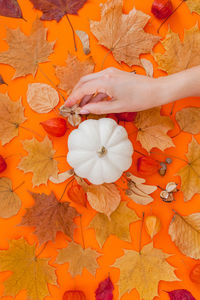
left=0, top=0, right=200, bottom=299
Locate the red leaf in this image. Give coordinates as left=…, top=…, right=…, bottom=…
left=0, top=155, right=7, bottom=173
left=95, top=277, right=114, bottom=300
left=30, top=0, right=87, bottom=22
left=63, top=290, right=86, bottom=300
left=0, top=0, right=23, bottom=19
left=151, top=0, right=173, bottom=19
left=167, top=289, right=196, bottom=300
left=137, top=156, right=160, bottom=176
left=40, top=117, right=67, bottom=137
left=115, top=112, right=137, bottom=122
left=67, top=183, right=87, bottom=207
left=190, top=264, right=200, bottom=284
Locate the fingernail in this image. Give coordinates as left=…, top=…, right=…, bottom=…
left=80, top=109, right=90, bottom=114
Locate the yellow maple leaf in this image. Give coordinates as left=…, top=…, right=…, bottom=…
left=178, top=137, right=200, bottom=201
left=90, top=0, right=160, bottom=66
left=0, top=239, right=56, bottom=300
left=113, top=243, right=178, bottom=299
left=0, top=19, right=54, bottom=78
left=18, top=136, right=58, bottom=187
left=0, top=177, right=21, bottom=218
left=154, top=25, right=200, bottom=74
left=89, top=201, right=140, bottom=247
left=187, top=0, right=200, bottom=15
left=169, top=211, right=200, bottom=259
left=55, top=54, right=95, bottom=92
left=134, top=107, right=174, bottom=152
left=56, top=241, right=100, bottom=277
left=176, top=107, right=200, bottom=134
left=0, top=93, right=26, bottom=145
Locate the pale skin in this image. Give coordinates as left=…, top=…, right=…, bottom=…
left=64, top=65, right=200, bottom=114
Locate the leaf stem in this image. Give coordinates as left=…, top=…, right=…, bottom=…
left=170, top=101, right=176, bottom=115
left=53, top=155, right=67, bottom=159
left=65, top=14, right=77, bottom=52
left=19, top=125, right=43, bottom=139
left=59, top=177, right=75, bottom=202
left=101, top=49, right=112, bottom=70
left=12, top=181, right=25, bottom=192
left=80, top=215, right=86, bottom=250
left=35, top=241, right=48, bottom=259
left=139, top=212, right=145, bottom=255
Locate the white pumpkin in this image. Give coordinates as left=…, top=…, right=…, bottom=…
left=67, top=118, right=133, bottom=185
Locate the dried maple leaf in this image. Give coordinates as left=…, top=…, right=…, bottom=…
left=169, top=211, right=200, bottom=259
left=27, top=83, right=59, bottom=113
left=18, top=136, right=58, bottom=187
left=113, top=243, right=178, bottom=299
left=0, top=238, right=56, bottom=300
left=187, top=0, right=200, bottom=15
left=176, top=107, right=200, bottom=135
left=55, top=54, right=95, bottom=92
left=0, top=0, right=23, bottom=19
left=0, top=93, right=26, bottom=145
left=89, top=202, right=139, bottom=247
left=0, top=19, right=54, bottom=78
left=134, top=107, right=174, bottom=152
left=59, top=104, right=82, bottom=127
left=154, top=25, right=200, bottom=74
left=90, top=0, right=160, bottom=66
left=20, top=191, right=79, bottom=245
left=0, top=177, right=21, bottom=218
left=125, top=172, right=157, bottom=205
left=178, top=137, right=200, bottom=201
left=30, top=0, right=87, bottom=22
left=56, top=241, right=100, bottom=277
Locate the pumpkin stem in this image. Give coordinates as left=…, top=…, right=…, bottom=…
left=97, top=146, right=107, bottom=157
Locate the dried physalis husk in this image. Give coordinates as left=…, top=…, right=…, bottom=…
left=76, top=30, right=91, bottom=55
left=166, top=182, right=177, bottom=193
left=145, top=215, right=161, bottom=239
left=59, top=104, right=81, bottom=127
left=160, top=190, right=174, bottom=202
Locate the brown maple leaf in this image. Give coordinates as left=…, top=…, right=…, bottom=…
left=90, top=0, right=160, bottom=66
left=0, top=18, right=54, bottom=78
left=20, top=191, right=79, bottom=245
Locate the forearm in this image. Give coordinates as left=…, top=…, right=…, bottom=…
left=155, top=66, right=200, bottom=106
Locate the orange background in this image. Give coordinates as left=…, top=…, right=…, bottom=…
left=0, top=0, right=200, bottom=299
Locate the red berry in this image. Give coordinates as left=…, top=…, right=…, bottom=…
left=190, top=264, right=200, bottom=284
left=40, top=117, right=67, bottom=137
left=0, top=155, right=7, bottom=173
left=63, top=290, right=86, bottom=300
left=151, top=0, right=173, bottom=19
left=137, top=156, right=160, bottom=176
left=114, top=112, right=137, bottom=122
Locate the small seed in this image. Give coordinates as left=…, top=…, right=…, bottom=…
left=166, top=157, right=172, bottom=164
left=159, top=168, right=166, bottom=176
left=160, top=162, right=167, bottom=170
left=166, top=182, right=177, bottom=193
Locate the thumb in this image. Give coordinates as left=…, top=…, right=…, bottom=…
left=80, top=100, right=122, bottom=115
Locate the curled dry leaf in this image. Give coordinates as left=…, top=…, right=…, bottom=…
left=0, top=238, right=56, bottom=300
left=49, top=169, right=74, bottom=184
left=113, top=243, right=178, bottom=299
left=90, top=0, right=160, bottom=66
left=169, top=211, right=200, bottom=259
left=0, top=0, right=23, bottom=19
left=0, top=93, right=26, bottom=145
left=0, top=19, right=54, bottom=78
left=95, top=276, right=114, bottom=300
left=27, top=83, right=59, bottom=114
left=89, top=201, right=139, bottom=247
left=140, top=59, right=154, bottom=77
left=154, top=25, right=200, bottom=74
left=0, top=177, right=21, bottom=218
left=134, top=107, right=174, bottom=152
left=145, top=215, right=161, bottom=239
left=20, top=191, right=79, bottom=245
left=176, top=107, right=200, bottom=135
left=55, top=54, right=95, bottom=92
left=125, top=172, right=157, bottom=205
left=56, top=241, right=100, bottom=277
left=76, top=30, right=91, bottom=55
left=186, top=0, right=200, bottom=15
left=167, top=289, right=196, bottom=300
left=59, top=104, right=82, bottom=127
left=18, top=136, right=58, bottom=186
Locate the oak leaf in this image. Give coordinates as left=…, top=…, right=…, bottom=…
left=0, top=238, right=56, bottom=300
left=30, top=0, right=87, bottom=22
left=154, top=25, right=200, bottom=74
left=27, top=83, right=59, bottom=113
left=176, top=107, right=200, bottom=135
left=18, top=136, right=58, bottom=186
left=187, top=0, right=200, bottom=15
left=125, top=172, right=157, bottom=205
left=0, top=0, right=23, bottom=19
left=20, top=191, right=79, bottom=245
left=178, top=137, right=200, bottom=201
left=0, top=177, right=21, bottom=218
left=0, top=93, right=26, bottom=145
left=113, top=243, right=178, bottom=299
left=90, top=0, right=160, bottom=66
left=56, top=241, right=100, bottom=277
left=0, top=19, right=54, bottom=78
left=169, top=211, right=200, bottom=259
left=134, top=107, right=174, bottom=152
left=55, top=54, right=95, bottom=92
left=89, top=202, right=139, bottom=247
